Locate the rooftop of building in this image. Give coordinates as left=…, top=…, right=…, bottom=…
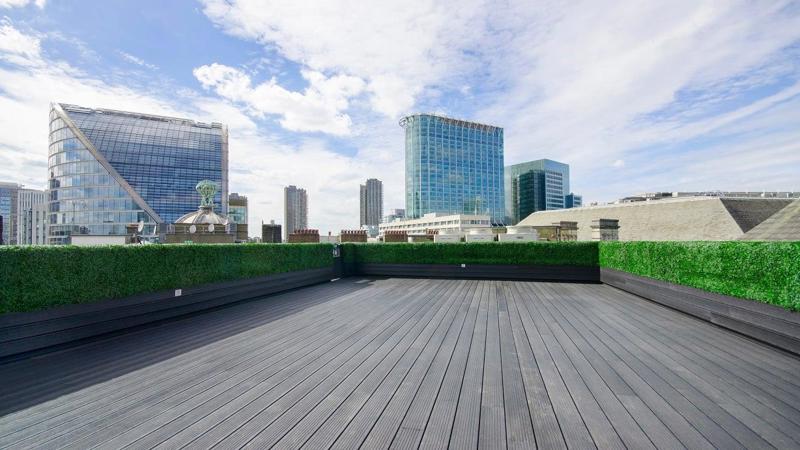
left=741, top=198, right=800, bottom=241
left=399, top=112, right=503, bottom=131
left=2, top=276, right=798, bottom=448
left=58, top=103, right=225, bottom=129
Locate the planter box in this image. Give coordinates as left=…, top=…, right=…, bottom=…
left=355, top=263, right=599, bottom=282
left=0, top=268, right=334, bottom=360
left=601, top=268, right=800, bottom=356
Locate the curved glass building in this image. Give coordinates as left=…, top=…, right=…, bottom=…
left=401, top=113, right=504, bottom=224
left=47, top=103, right=227, bottom=244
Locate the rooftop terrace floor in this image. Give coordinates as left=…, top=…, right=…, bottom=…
left=1, top=277, right=800, bottom=449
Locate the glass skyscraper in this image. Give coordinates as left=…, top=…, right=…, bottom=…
left=401, top=114, right=504, bottom=223
left=505, top=159, right=574, bottom=224
left=48, top=103, right=228, bottom=244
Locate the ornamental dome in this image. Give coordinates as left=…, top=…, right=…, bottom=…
left=174, top=179, right=230, bottom=225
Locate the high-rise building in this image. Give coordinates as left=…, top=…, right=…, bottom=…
left=383, top=208, right=405, bottom=223
left=262, top=220, right=282, bottom=243
left=228, top=192, right=248, bottom=241
left=47, top=103, right=228, bottom=244
left=401, top=114, right=505, bottom=224
left=283, top=185, right=308, bottom=241
left=359, top=178, right=383, bottom=227
left=505, top=159, right=571, bottom=224
left=0, top=181, right=21, bottom=245
left=565, top=193, right=582, bottom=208
left=17, top=188, right=47, bottom=245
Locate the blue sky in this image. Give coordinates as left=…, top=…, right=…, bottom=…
left=1, top=0, right=799, bottom=233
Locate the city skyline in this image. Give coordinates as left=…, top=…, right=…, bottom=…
left=1, top=1, right=799, bottom=234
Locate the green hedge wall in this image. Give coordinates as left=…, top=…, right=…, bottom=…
left=599, top=241, right=800, bottom=311
left=0, top=243, right=334, bottom=314
left=341, top=242, right=599, bottom=267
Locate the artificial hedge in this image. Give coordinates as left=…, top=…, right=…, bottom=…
left=599, top=241, right=800, bottom=311
left=341, top=242, right=599, bottom=267
left=0, top=243, right=333, bottom=314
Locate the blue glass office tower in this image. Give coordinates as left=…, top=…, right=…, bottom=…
left=505, top=159, right=571, bottom=224
left=48, top=103, right=228, bottom=244
left=401, top=114, right=504, bottom=223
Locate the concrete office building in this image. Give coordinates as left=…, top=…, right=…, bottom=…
left=518, top=196, right=793, bottom=241
left=506, top=159, right=574, bottom=224
left=379, top=212, right=491, bottom=237
left=359, top=178, right=383, bottom=227
left=228, top=192, right=248, bottom=241
left=262, top=220, right=282, bottom=243
left=402, top=114, right=504, bottom=223
left=16, top=188, right=47, bottom=245
left=47, top=103, right=227, bottom=244
left=283, top=185, right=308, bottom=241
left=0, top=182, right=21, bottom=245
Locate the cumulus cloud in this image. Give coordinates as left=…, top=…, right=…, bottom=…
left=194, top=63, right=365, bottom=135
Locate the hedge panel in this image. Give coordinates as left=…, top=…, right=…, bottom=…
left=599, top=241, right=800, bottom=311
left=0, top=244, right=334, bottom=314
left=341, top=242, right=599, bottom=267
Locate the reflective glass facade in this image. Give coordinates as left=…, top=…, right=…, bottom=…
left=48, top=104, right=227, bottom=244
left=505, top=159, right=570, bottom=224
left=0, top=182, right=20, bottom=245
left=402, top=114, right=504, bottom=223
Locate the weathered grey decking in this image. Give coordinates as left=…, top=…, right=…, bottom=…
left=1, top=277, right=799, bottom=449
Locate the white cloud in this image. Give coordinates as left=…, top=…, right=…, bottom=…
left=0, top=18, right=41, bottom=63
left=199, top=0, right=487, bottom=119
left=117, top=50, right=158, bottom=70
left=0, top=0, right=45, bottom=8
left=612, top=160, right=625, bottom=168
left=194, top=63, right=365, bottom=135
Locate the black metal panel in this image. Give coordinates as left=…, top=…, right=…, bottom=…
left=600, top=268, right=800, bottom=356
left=356, top=263, right=600, bottom=282
left=0, top=268, right=334, bottom=359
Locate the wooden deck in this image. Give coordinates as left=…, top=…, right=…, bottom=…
left=1, top=277, right=799, bottom=449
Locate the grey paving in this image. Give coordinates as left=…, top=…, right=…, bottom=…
left=1, top=277, right=799, bottom=449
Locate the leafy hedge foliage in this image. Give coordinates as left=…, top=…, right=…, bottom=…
left=341, top=242, right=599, bottom=267
left=0, top=244, right=334, bottom=314
left=599, top=241, right=800, bottom=311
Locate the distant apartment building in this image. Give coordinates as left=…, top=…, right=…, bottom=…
left=283, top=185, right=308, bottom=241
left=261, top=220, right=282, bottom=243
left=359, top=178, right=383, bottom=227
left=383, top=208, right=405, bottom=223
left=402, top=114, right=504, bottom=223
left=17, top=188, right=47, bottom=245
left=47, top=103, right=228, bottom=244
left=505, top=159, right=574, bottom=224
left=228, top=192, right=248, bottom=241
left=0, top=182, right=20, bottom=245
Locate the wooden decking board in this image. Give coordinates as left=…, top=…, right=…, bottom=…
left=1, top=278, right=799, bottom=450
left=596, top=283, right=800, bottom=410
left=536, top=282, right=717, bottom=450
left=0, top=279, right=370, bottom=412
left=211, top=279, right=464, bottom=449
left=576, top=284, right=792, bottom=448
left=587, top=284, right=800, bottom=446
left=0, top=279, right=402, bottom=447
left=542, top=286, right=713, bottom=449
left=273, top=280, right=475, bottom=449
left=154, top=279, right=451, bottom=449
left=564, top=284, right=769, bottom=448
left=5, top=280, right=427, bottom=449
